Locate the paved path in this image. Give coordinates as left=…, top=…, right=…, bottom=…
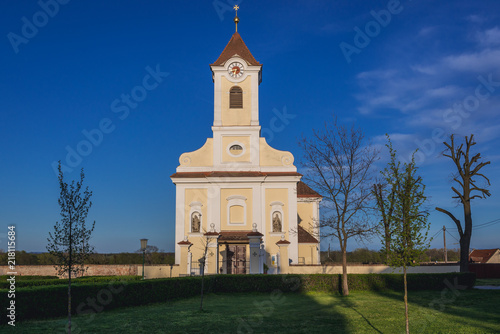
left=474, top=286, right=500, bottom=290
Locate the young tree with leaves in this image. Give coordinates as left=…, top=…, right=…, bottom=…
left=435, top=134, right=490, bottom=272
left=377, top=138, right=430, bottom=334
left=299, top=116, right=378, bottom=296
left=372, top=181, right=396, bottom=263
left=47, top=162, right=95, bottom=334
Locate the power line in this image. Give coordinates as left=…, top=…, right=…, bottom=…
left=474, top=218, right=500, bottom=228
left=474, top=220, right=500, bottom=230
left=446, top=230, right=460, bottom=243
left=430, top=229, right=442, bottom=240
left=447, top=218, right=500, bottom=231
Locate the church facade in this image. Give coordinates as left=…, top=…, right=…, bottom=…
left=171, top=22, right=321, bottom=275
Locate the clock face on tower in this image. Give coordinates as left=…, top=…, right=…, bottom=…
left=228, top=62, right=244, bottom=78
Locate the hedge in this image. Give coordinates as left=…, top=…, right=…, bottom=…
left=0, top=273, right=475, bottom=324
left=0, top=275, right=141, bottom=289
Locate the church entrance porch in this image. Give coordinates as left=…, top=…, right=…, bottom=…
left=218, top=230, right=262, bottom=274
left=226, top=244, right=247, bottom=274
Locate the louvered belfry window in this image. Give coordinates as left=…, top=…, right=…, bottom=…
left=230, top=86, right=243, bottom=108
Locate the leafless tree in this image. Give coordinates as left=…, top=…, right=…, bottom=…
left=435, top=134, right=490, bottom=272
left=198, top=226, right=219, bottom=311
left=299, top=116, right=378, bottom=296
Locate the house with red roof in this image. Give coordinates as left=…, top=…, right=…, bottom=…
left=469, top=249, right=500, bottom=263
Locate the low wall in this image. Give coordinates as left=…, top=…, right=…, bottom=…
left=0, top=265, right=139, bottom=278
left=143, top=264, right=180, bottom=279
left=287, top=264, right=460, bottom=275
left=0, top=264, right=460, bottom=278
left=141, top=264, right=459, bottom=277
left=469, top=263, right=500, bottom=278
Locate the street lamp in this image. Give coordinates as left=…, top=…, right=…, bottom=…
left=140, top=238, right=148, bottom=280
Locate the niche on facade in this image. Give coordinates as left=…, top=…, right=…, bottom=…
left=270, top=201, right=284, bottom=234
left=189, top=201, right=203, bottom=234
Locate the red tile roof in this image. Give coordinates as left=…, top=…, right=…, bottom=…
left=297, top=181, right=322, bottom=198
left=211, top=32, right=261, bottom=66
left=219, top=231, right=256, bottom=241
left=469, top=248, right=500, bottom=263
left=298, top=225, right=319, bottom=243
left=276, top=239, right=291, bottom=245
left=171, top=171, right=302, bottom=178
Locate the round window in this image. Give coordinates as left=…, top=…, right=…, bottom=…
left=229, top=145, right=243, bottom=152
left=228, top=143, right=245, bottom=157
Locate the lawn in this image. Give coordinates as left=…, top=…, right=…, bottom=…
left=475, top=278, right=500, bottom=286
left=2, top=289, right=499, bottom=334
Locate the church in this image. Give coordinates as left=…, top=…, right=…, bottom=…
left=171, top=8, right=322, bottom=275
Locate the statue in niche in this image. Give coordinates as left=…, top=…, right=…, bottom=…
left=191, top=212, right=200, bottom=233
left=272, top=212, right=282, bottom=232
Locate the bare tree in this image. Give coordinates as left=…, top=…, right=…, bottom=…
left=299, top=116, right=378, bottom=296
left=47, top=162, right=95, bottom=334
left=198, top=226, right=219, bottom=311
left=435, top=134, right=490, bottom=272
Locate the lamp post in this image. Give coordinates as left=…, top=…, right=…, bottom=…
left=140, top=238, right=148, bottom=280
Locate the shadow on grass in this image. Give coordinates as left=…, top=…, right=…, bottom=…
left=338, top=294, right=383, bottom=334
left=0, top=291, right=351, bottom=333
left=369, top=286, right=500, bottom=333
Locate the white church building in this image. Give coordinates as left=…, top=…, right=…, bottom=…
left=171, top=12, right=321, bottom=275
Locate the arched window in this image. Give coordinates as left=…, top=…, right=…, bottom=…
left=229, top=86, right=243, bottom=109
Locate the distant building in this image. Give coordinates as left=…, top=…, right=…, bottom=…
left=469, top=249, right=500, bottom=263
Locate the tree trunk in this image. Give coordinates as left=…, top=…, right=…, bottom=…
left=461, top=200, right=472, bottom=272
left=341, top=243, right=349, bottom=296
left=200, top=272, right=205, bottom=311
left=68, top=271, right=72, bottom=334
left=385, top=232, right=391, bottom=264
left=68, top=221, right=72, bottom=334
left=459, top=234, right=471, bottom=272
left=404, top=266, right=409, bottom=334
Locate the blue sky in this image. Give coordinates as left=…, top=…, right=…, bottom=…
left=1, top=0, right=499, bottom=253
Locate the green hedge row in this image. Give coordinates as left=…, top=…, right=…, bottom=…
left=0, top=275, right=141, bottom=289
left=298, top=273, right=476, bottom=292
left=0, top=273, right=475, bottom=324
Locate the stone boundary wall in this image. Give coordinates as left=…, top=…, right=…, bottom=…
left=144, top=264, right=180, bottom=279
left=144, top=264, right=460, bottom=278
left=0, top=264, right=459, bottom=278
left=469, top=263, right=500, bottom=279
left=287, top=264, right=460, bottom=275
left=0, top=265, right=139, bottom=278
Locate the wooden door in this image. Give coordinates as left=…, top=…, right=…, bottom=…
left=227, top=245, right=246, bottom=274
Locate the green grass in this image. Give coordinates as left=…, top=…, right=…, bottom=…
left=2, top=290, right=499, bottom=333
left=475, top=278, right=500, bottom=286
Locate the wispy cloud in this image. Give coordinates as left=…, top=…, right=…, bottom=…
left=476, top=27, right=500, bottom=47
left=355, top=25, right=500, bottom=140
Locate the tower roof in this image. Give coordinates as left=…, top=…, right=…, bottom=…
left=211, top=32, right=261, bottom=66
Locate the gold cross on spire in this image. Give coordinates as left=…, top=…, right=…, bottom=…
left=234, top=5, right=240, bottom=32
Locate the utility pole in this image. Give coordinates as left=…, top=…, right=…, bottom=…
left=443, top=225, right=447, bottom=263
